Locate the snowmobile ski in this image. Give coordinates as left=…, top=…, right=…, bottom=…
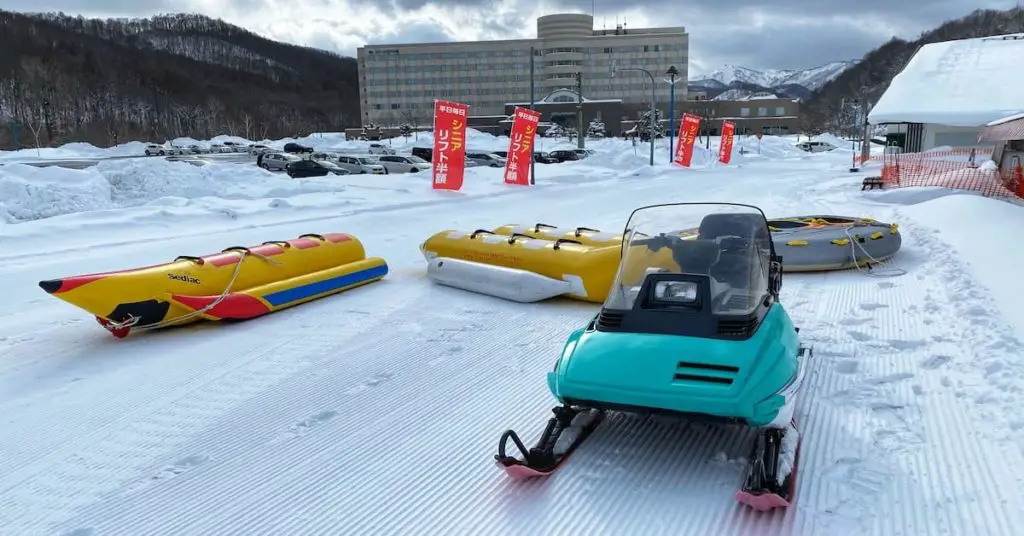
left=494, top=406, right=604, bottom=479
left=735, top=419, right=801, bottom=511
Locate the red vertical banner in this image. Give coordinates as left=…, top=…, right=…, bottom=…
left=432, top=99, right=469, bottom=190
left=718, top=121, right=736, bottom=164
left=673, top=113, right=702, bottom=167
left=503, top=107, right=541, bottom=185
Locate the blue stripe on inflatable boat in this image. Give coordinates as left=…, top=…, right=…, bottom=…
left=261, top=263, right=389, bottom=307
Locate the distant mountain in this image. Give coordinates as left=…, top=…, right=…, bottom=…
left=686, top=61, right=856, bottom=100
left=0, top=10, right=359, bottom=148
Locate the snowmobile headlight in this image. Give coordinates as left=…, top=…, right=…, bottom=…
left=654, top=281, right=698, bottom=303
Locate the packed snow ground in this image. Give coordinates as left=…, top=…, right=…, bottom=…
left=2, top=130, right=1024, bottom=536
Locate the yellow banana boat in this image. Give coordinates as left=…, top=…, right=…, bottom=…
left=39, top=232, right=388, bottom=338
left=420, top=229, right=620, bottom=303
left=491, top=223, right=625, bottom=247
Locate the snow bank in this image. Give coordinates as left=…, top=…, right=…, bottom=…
left=898, top=193, right=1024, bottom=337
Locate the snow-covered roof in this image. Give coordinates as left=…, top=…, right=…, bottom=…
left=868, top=33, right=1024, bottom=126
left=978, top=113, right=1024, bottom=142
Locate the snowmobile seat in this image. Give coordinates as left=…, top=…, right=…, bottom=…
left=668, top=238, right=720, bottom=276
left=697, top=213, right=770, bottom=243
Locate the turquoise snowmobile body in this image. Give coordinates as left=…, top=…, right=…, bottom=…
left=548, top=301, right=801, bottom=428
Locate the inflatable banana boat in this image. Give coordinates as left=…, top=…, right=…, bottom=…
left=39, top=232, right=388, bottom=338
left=420, top=229, right=620, bottom=303
left=768, top=216, right=901, bottom=272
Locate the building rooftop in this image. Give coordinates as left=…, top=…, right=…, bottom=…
left=868, top=33, right=1024, bottom=126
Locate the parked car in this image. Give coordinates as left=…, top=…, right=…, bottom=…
left=338, top=155, right=389, bottom=174
left=547, top=149, right=582, bottom=162
left=466, top=152, right=506, bottom=168
left=491, top=150, right=508, bottom=158
left=144, top=144, right=180, bottom=156
left=260, top=152, right=302, bottom=171
left=248, top=144, right=273, bottom=155
left=286, top=159, right=350, bottom=178
left=284, top=142, right=314, bottom=154
left=208, top=143, right=234, bottom=154
left=796, top=141, right=836, bottom=153
left=376, top=154, right=432, bottom=173
left=533, top=151, right=559, bottom=164
left=222, top=141, right=246, bottom=152
left=411, top=146, right=432, bottom=161
left=368, top=143, right=397, bottom=155
left=573, top=149, right=595, bottom=158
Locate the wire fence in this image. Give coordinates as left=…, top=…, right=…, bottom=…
left=859, top=146, right=1023, bottom=200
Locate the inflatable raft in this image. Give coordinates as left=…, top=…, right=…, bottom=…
left=420, top=229, right=619, bottom=303
left=39, top=232, right=388, bottom=338
left=768, top=216, right=901, bottom=272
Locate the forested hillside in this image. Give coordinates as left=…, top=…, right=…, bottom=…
left=0, top=11, right=360, bottom=149
left=801, top=7, right=1024, bottom=133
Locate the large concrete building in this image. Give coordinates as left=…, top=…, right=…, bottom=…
left=357, top=13, right=689, bottom=126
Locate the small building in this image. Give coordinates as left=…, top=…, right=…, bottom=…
left=663, top=93, right=801, bottom=136
left=502, top=88, right=625, bottom=136
left=867, top=33, right=1024, bottom=152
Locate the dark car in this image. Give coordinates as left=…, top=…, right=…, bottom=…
left=283, top=142, right=314, bottom=154
left=491, top=150, right=508, bottom=158
left=547, top=150, right=581, bottom=162
left=285, top=159, right=349, bottom=178
left=411, top=146, right=432, bottom=162
left=533, top=151, right=559, bottom=164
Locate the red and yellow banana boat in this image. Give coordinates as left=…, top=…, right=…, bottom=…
left=38, top=232, right=388, bottom=338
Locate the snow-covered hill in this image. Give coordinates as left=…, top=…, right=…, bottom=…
left=690, top=61, right=857, bottom=92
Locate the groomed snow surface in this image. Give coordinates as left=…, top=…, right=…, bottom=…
left=2, top=130, right=1024, bottom=536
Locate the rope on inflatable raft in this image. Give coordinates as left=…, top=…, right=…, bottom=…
left=98, top=249, right=284, bottom=336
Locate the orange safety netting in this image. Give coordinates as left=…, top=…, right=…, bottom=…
left=860, top=147, right=1023, bottom=200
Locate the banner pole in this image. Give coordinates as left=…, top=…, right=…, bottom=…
left=529, top=46, right=536, bottom=185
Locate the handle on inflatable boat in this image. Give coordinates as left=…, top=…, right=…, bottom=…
left=470, top=229, right=495, bottom=239
left=553, top=238, right=583, bottom=250
left=298, top=233, right=326, bottom=240
left=574, top=226, right=600, bottom=236
left=507, top=233, right=533, bottom=244
left=174, top=255, right=206, bottom=265
left=222, top=246, right=252, bottom=254
left=533, top=223, right=558, bottom=231
left=262, top=240, right=292, bottom=248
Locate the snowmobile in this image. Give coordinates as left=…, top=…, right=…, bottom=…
left=494, top=202, right=812, bottom=511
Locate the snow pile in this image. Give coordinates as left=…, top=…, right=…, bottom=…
left=0, top=164, right=114, bottom=222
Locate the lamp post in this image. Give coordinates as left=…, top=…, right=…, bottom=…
left=614, top=67, right=656, bottom=166
left=664, top=65, right=679, bottom=163
left=529, top=45, right=536, bottom=185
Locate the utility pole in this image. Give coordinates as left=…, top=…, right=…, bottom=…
left=575, top=71, right=585, bottom=149
left=529, top=46, right=537, bottom=185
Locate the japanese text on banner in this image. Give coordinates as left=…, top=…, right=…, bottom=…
left=674, top=113, right=702, bottom=167
left=718, top=121, right=736, bottom=165
left=432, top=99, right=469, bottom=191
left=503, top=107, right=541, bottom=186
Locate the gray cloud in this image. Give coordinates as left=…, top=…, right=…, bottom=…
left=9, top=0, right=1020, bottom=71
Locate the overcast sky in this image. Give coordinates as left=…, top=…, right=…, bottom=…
left=9, top=0, right=1022, bottom=74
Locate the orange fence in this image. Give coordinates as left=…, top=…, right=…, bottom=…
left=861, top=146, right=1023, bottom=200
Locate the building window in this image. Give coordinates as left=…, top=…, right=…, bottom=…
left=740, top=107, right=750, bottom=117
left=391, top=103, right=400, bottom=109
left=603, top=47, right=612, bottom=53
left=775, top=106, right=786, bottom=116
left=757, top=107, right=767, bottom=116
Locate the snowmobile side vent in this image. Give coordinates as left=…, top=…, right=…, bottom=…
left=596, top=310, right=624, bottom=328
left=717, top=318, right=758, bottom=337
left=673, top=361, right=739, bottom=385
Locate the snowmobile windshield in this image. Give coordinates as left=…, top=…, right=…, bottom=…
left=603, top=203, right=773, bottom=315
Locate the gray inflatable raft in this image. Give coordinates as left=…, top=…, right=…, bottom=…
left=768, top=215, right=902, bottom=272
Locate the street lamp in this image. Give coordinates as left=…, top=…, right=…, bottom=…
left=664, top=65, right=679, bottom=163
left=614, top=67, right=656, bottom=166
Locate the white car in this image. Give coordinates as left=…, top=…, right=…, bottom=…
left=466, top=152, right=507, bottom=168
left=259, top=152, right=302, bottom=171
left=367, top=143, right=397, bottom=155
left=144, top=144, right=180, bottom=156
left=335, top=155, right=388, bottom=175
left=376, top=155, right=432, bottom=173
left=796, top=141, right=836, bottom=153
